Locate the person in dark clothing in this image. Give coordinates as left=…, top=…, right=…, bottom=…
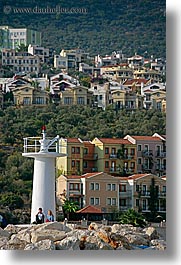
left=35, top=208, right=45, bottom=224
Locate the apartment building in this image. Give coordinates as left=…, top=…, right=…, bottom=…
left=2, top=49, right=41, bottom=74
left=59, top=86, right=93, bottom=106
left=89, top=82, right=110, bottom=110
left=56, top=48, right=89, bottom=70
left=12, top=85, right=49, bottom=106
left=127, top=174, right=166, bottom=215
left=57, top=138, right=97, bottom=176
left=56, top=172, right=166, bottom=218
left=124, top=135, right=166, bottom=176
left=91, top=138, right=137, bottom=176
left=28, top=44, right=50, bottom=64
left=56, top=172, right=120, bottom=214
left=111, top=90, right=143, bottom=110
left=100, top=64, right=133, bottom=82
left=0, top=26, right=41, bottom=50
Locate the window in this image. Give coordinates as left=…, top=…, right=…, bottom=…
left=69, top=183, right=80, bottom=190
left=90, top=183, right=100, bottom=190
left=77, top=97, right=85, bottom=105
left=142, top=199, right=147, bottom=210
left=136, top=184, right=140, bottom=192
left=71, top=160, right=75, bottom=167
left=90, top=197, right=100, bottom=205
left=72, top=147, right=75, bottom=154
left=35, top=97, right=44, bottom=104
left=107, top=198, right=111, bottom=205
left=120, top=184, right=126, bottom=192
left=90, top=183, right=94, bottom=190
left=107, top=184, right=111, bottom=191
left=131, top=162, right=135, bottom=169
left=162, top=186, right=166, bottom=192
left=120, top=199, right=126, bottom=206
left=95, top=183, right=100, bottom=190
left=111, top=148, right=116, bottom=154
left=64, top=97, right=73, bottom=105
left=112, top=198, right=116, bottom=205
left=112, top=184, right=116, bottom=191
left=138, top=145, right=142, bottom=151
left=138, top=158, right=142, bottom=164
left=75, top=147, right=80, bottom=154
left=90, top=198, right=94, bottom=205
left=23, top=97, right=31, bottom=105
left=84, top=148, right=88, bottom=154
left=130, top=148, right=135, bottom=155
left=105, top=161, right=109, bottom=168
left=83, top=161, right=88, bottom=168
left=107, top=198, right=117, bottom=206
left=136, top=199, right=140, bottom=207
left=95, top=198, right=100, bottom=205
left=105, top=147, right=109, bottom=154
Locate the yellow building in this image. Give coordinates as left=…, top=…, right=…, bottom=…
left=111, top=90, right=143, bottom=109
left=12, top=85, right=49, bottom=106
left=91, top=138, right=137, bottom=176
left=151, top=90, right=166, bottom=112
left=57, top=138, right=84, bottom=176
left=59, top=86, right=93, bottom=106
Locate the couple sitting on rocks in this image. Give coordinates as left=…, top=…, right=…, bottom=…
left=34, top=208, right=54, bottom=224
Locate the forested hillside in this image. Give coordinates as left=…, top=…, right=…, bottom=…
left=0, top=105, right=166, bottom=215
left=0, top=0, right=166, bottom=58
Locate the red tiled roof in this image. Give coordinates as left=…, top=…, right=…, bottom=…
left=123, top=79, right=148, bottom=85
left=66, top=175, right=82, bottom=179
left=131, top=136, right=161, bottom=141
left=66, top=138, right=82, bottom=143
left=128, top=174, right=150, bottom=180
left=81, top=172, right=103, bottom=178
left=97, top=138, right=131, bottom=144
left=76, top=205, right=102, bottom=213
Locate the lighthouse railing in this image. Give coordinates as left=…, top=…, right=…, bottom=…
left=23, top=137, right=66, bottom=154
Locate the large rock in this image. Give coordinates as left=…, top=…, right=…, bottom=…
left=124, top=233, right=150, bottom=246
left=150, top=239, right=167, bottom=250
left=143, top=226, right=159, bottom=240
left=25, top=239, right=56, bottom=250
left=0, top=227, right=10, bottom=238
left=31, top=230, right=67, bottom=244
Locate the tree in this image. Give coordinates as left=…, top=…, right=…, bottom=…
left=119, top=208, right=146, bottom=228
left=62, top=199, right=79, bottom=220
left=148, top=178, right=159, bottom=221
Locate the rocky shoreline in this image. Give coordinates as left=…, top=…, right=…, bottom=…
left=0, top=221, right=166, bottom=250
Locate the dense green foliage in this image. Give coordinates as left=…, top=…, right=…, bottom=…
left=0, top=0, right=166, bottom=58
left=119, top=208, right=147, bottom=227
left=62, top=199, right=79, bottom=219
left=0, top=104, right=166, bottom=211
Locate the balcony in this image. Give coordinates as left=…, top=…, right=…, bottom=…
left=156, top=164, right=166, bottom=171
left=119, top=191, right=132, bottom=198
left=109, top=153, right=117, bottom=159
left=123, top=154, right=134, bottom=160
left=142, top=150, right=153, bottom=157
left=140, top=191, right=150, bottom=197
left=83, top=153, right=98, bottom=160
left=109, top=167, right=121, bottom=173
left=158, top=192, right=166, bottom=198
left=155, top=151, right=166, bottom=158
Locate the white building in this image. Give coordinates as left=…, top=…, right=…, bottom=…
left=28, top=44, right=50, bottom=63
left=2, top=49, right=41, bottom=74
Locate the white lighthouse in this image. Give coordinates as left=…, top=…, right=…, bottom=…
left=22, top=126, right=67, bottom=223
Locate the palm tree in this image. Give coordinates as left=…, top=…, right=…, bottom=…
left=62, top=199, right=79, bottom=220
left=119, top=208, right=146, bottom=228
